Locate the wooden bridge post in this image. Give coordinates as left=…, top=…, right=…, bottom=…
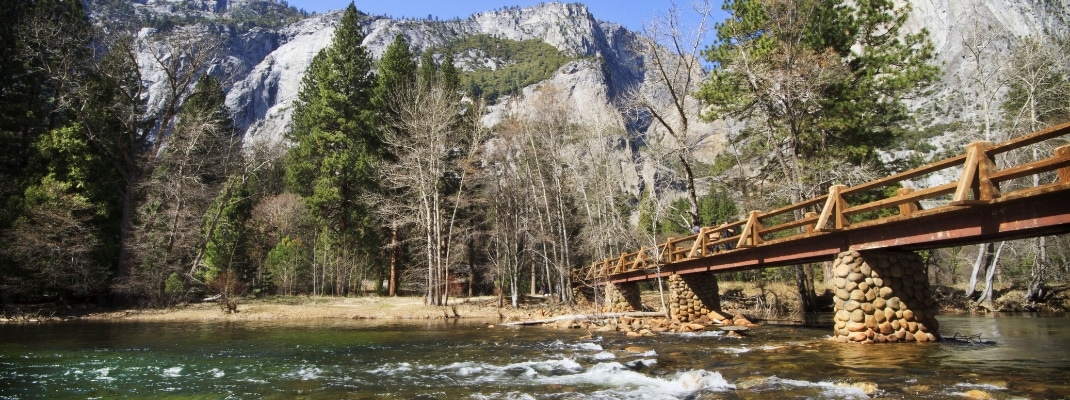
left=816, top=185, right=849, bottom=231
left=896, top=188, right=920, bottom=217
left=1058, top=145, right=1070, bottom=183
left=830, top=250, right=940, bottom=344
left=953, top=141, right=1000, bottom=204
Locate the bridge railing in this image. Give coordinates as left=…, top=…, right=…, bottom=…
left=578, top=122, right=1070, bottom=283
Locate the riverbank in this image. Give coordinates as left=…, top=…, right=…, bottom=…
left=3, top=281, right=1066, bottom=324
left=0, top=295, right=574, bottom=323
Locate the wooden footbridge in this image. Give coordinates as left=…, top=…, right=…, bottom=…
left=578, top=122, right=1070, bottom=286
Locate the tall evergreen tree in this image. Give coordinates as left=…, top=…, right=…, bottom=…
left=418, top=48, right=437, bottom=88
left=376, top=34, right=417, bottom=113
left=440, top=52, right=460, bottom=94
left=285, top=3, right=382, bottom=294
left=201, top=177, right=252, bottom=286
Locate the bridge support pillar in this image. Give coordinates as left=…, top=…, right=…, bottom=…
left=603, top=282, right=643, bottom=313
left=668, top=273, right=725, bottom=323
left=831, top=250, right=940, bottom=343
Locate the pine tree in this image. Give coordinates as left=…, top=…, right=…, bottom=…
left=375, top=34, right=417, bottom=113
left=440, top=52, right=460, bottom=94
left=285, top=3, right=382, bottom=294
left=201, top=178, right=252, bottom=287
left=418, top=48, right=437, bottom=87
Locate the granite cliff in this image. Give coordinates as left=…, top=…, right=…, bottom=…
left=85, top=0, right=1069, bottom=190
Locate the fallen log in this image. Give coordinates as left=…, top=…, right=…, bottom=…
left=502, top=311, right=667, bottom=326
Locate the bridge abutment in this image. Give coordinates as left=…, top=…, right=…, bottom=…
left=830, top=250, right=940, bottom=343
left=668, top=273, right=726, bottom=323
left=603, top=282, right=643, bottom=313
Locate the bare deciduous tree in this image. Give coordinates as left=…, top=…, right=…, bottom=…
left=380, top=80, right=484, bottom=305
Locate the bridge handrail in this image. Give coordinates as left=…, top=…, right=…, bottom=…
left=579, top=121, right=1070, bottom=282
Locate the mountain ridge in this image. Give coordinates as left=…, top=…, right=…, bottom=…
left=84, top=0, right=1070, bottom=191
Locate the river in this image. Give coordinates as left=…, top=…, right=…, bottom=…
left=1, top=314, right=1067, bottom=399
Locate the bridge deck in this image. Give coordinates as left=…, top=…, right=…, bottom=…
left=578, top=122, right=1070, bottom=285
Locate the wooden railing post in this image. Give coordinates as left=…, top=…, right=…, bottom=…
left=897, top=187, right=920, bottom=217
left=688, top=228, right=706, bottom=258
left=953, top=141, right=1000, bottom=204
left=805, top=211, right=818, bottom=234
left=1058, top=145, right=1070, bottom=184
left=816, top=184, right=848, bottom=231
left=737, top=210, right=763, bottom=248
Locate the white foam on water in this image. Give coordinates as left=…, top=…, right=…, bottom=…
left=441, top=361, right=486, bottom=376
left=367, top=362, right=413, bottom=375
left=471, top=393, right=538, bottom=400
left=538, top=362, right=734, bottom=398
left=91, top=367, right=114, bottom=382
left=285, top=366, right=322, bottom=381
left=761, top=376, right=870, bottom=399
left=571, top=342, right=604, bottom=352
left=954, top=382, right=1006, bottom=390
left=948, top=382, right=1007, bottom=397
left=500, top=358, right=585, bottom=378
left=209, top=368, right=224, bottom=378
left=161, top=366, right=183, bottom=377
left=590, top=351, right=616, bottom=361
left=671, top=331, right=726, bottom=338
left=622, top=349, right=657, bottom=358
left=543, top=339, right=567, bottom=350
left=721, top=346, right=751, bottom=354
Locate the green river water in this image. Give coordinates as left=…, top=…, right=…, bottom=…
left=1, top=314, right=1067, bottom=399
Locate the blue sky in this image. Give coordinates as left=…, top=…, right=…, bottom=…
left=285, top=1, right=726, bottom=32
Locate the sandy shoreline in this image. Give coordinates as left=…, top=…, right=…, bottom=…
left=1, top=295, right=571, bottom=324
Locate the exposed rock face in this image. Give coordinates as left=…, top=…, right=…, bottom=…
left=87, top=0, right=1069, bottom=193
left=904, top=0, right=1069, bottom=127
left=229, top=3, right=646, bottom=148
left=224, top=13, right=338, bottom=147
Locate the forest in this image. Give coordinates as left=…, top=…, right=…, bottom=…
left=1, top=0, right=1069, bottom=313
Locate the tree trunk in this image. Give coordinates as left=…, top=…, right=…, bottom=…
left=977, top=241, right=1005, bottom=310
left=679, top=153, right=700, bottom=226
left=795, top=264, right=818, bottom=313
left=389, top=225, right=398, bottom=296
left=967, top=243, right=992, bottom=298
left=530, top=256, right=537, bottom=296
left=117, top=181, right=137, bottom=277
left=1026, top=236, right=1047, bottom=303
left=467, top=238, right=475, bottom=298
left=709, top=273, right=722, bottom=312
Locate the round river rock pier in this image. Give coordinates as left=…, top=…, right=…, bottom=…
left=830, top=250, right=940, bottom=343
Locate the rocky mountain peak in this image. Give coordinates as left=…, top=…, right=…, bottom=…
left=466, top=2, right=603, bottom=56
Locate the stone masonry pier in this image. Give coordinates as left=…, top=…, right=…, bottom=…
left=600, top=250, right=943, bottom=343
left=603, top=281, right=643, bottom=313
left=830, top=250, right=940, bottom=343
left=667, top=273, right=724, bottom=323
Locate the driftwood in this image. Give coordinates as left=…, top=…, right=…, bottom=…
left=502, top=311, right=667, bottom=326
